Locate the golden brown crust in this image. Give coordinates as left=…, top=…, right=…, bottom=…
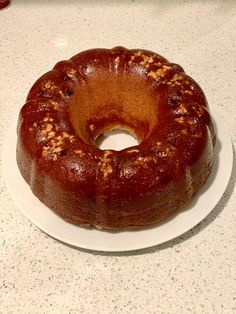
left=16, top=46, right=215, bottom=229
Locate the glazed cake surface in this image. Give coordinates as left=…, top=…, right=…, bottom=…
left=17, top=47, right=215, bottom=229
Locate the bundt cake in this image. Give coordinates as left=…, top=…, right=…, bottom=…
left=16, top=46, right=215, bottom=230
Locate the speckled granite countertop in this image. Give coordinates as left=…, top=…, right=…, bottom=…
left=1, top=1, right=236, bottom=313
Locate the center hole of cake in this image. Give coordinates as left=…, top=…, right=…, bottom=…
left=96, top=129, right=139, bottom=151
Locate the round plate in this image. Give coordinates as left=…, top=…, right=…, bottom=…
left=3, top=109, right=233, bottom=252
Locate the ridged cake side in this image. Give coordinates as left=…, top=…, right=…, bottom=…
left=17, top=47, right=215, bottom=229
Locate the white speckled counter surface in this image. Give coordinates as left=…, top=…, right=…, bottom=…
left=1, top=1, right=236, bottom=313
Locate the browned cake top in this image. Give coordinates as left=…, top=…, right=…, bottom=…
left=18, top=47, right=214, bottom=199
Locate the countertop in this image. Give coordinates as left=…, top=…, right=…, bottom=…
left=0, top=1, right=235, bottom=313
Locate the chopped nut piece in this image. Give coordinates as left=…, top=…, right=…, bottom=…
left=148, top=56, right=154, bottom=63
left=39, top=129, right=47, bottom=136
left=74, top=149, right=83, bottom=154
left=48, top=131, right=55, bottom=139
left=174, top=81, right=181, bottom=86
left=175, top=117, right=184, bottom=123
left=42, top=80, right=56, bottom=90
left=62, top=131, right=69, bottom=138
left=45, top=123, right=53, bottom=132
left=162, top=65, right=172, bottom=70
left=104, top=165, right=113, bottom=173
left=42, top=148, right=48, bottom=157
left=57, top=140, right=63, bottom=146
left=52, top=154, right=57, bottom=161
left=171, top=74, right=184, bottom=82
left=154, top=62, right=162, bottom=67
left=156, top=68, right=166, bottom=77
left=66, top=69, right=77, bottom=78
left=53, top=147, right=63, bottom=153
left=187, top=119, right=194, bottom=125
left=50, top=100, right=59, bottom=110
left=179, top=103, right=188, bottom=114
left=184, top=90, right=193, bottom=95
left=148, top=71, right=157, bottom=80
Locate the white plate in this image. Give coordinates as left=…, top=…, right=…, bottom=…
left=3, top=110, right=233, bottom=252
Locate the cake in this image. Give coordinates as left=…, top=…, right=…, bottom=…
left=16, top=46, right=215, bottom=229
